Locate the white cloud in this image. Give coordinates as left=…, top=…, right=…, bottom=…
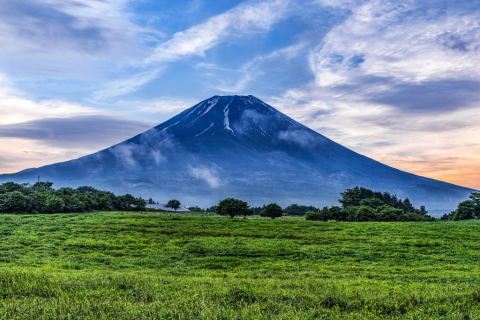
left=259, top=0, right=480, bottom=190
left=92, top=68, right=163, bottom=100
left=146, top=0, right=291, bottom=64
left=313, top=0, right=364, bottom=9
left=135, top=97, right=197, bottom=114
left=0, top=0, right=161, bottom=79
left=0, top=79, right=99, bottom=126
left=189, top=166, right=222, bottom=188
left=269, top=82, right=480, bottom=189
left=310, top=0, right=480, bottom=87
left=278, top=128, right=318, bottom=149
left=0, top=74, right=154, bottom=174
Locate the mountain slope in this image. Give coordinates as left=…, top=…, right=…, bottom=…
left=1, top=95, right=474, bottom=211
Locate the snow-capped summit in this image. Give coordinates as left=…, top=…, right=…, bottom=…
left=0, top=95, right=474, bottom=211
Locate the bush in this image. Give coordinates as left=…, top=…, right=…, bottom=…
left=260, top=203, right=283, bottom=219
left=216, top=198, right=252, bottom=218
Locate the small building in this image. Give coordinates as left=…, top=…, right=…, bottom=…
left=146, top=204, right=189, bottom=212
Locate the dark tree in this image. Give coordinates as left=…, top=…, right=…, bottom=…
left=328, top=206, right=347, bottom=221
left=305, top=207, right=330, bottom=221
left=0, top=181, right=145, bottom=214
left=0, top=194, right=8, bottom=213
left=451, top=200, right=476, bottom=220
left=216, top=198, right=251, bottom=218
left=260, top=203, right=283, bottom=219
left=5, top=191, right=28, bottom=214
left=440, top=213, right=451, bottom=220
left=32, top=181, right=54, bottom=191
left=187, top=206, right=205, bottom=212
left=241, top=208, right=254, bottom=218
left=469, top=192, right=480, bottom=218
left=44, top=193, right=65, bottom=213
left=75, top=186, right=100, bottom=194
left=359, top=198, right=384, bottom=209
left=166, top=199, right=181, bottom=212
left=353, top=206, right=377, bottom=222
left=251, top=205, right=266, bottom=215
left=376, top=205, right=403, bottom=221
left=205, top=205, right=217, bottom=212
left=416, top=205, right=428, bottom=216
left=2, top=182, right=28, bottom=193
left=339, top=187, right=363, bottom=208
left=283, top=204, right=318, bottom=216
left=402, top=198, right=415, bottom=213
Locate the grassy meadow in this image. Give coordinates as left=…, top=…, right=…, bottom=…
left=0, top=212, right=480, bottom=319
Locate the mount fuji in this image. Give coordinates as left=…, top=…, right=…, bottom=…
left=0, top=95, right=474, bottom=212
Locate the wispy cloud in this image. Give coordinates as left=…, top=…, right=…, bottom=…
left=92, top=68, right=164, bottom=100
left=91, top=0, right=292, bottom=99
left=146, top=0, right=291, bottom=64
left=134, top=97, right=197, bottom=114
left=213, top=41, right=308, bottom=92
left=0, top=0, right=161, bottom=80
left=0, top=115, right=153, bottom=149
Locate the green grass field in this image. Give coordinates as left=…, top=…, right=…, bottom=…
left=1, top=212, right=480, bottom=319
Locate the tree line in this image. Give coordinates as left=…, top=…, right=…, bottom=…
left=440, top=192, right=480, bottom=221
left=188, top=203, right=319, bottom=216
left=0, top=181, right=146, bottom=214
left=182, top=186, right=433, bottom=221
left=305, top=186, right=432, bottom=222
left=2, top=180, right=477, bottom=221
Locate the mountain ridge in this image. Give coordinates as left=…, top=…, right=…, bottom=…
left=1, top=95, right=475, bottom=212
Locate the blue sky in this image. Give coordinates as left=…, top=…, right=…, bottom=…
left=0, top=0, right=479, bottom=188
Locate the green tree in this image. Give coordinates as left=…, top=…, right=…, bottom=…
left=328, top=206, right=347, bottom=221
left=260, top=203, right=283, bottom=219
left=377, top=205, right=404, bottom=221
left=283, top=204, right=318, bottom=216
left=416, top=205, right=428, bottom=216
left=339, top=187, right=363, bottom=208
left=166, top=199, right=181, bottom=212
left=187, top=206, right=205, bottom=212
left=2, top=182, right=28, bottom=194
left=0, top=194, right=8, bottom=213
left=216, top=198, right=251, bottom=218
left=75, top=186, right=100, bottom=194
left=469, top=192, right=480, bottom=218
left=133, top=197, right=146, bottom=211
left=45, top=193, right=65, bottom=213
left=305, top=207, right=330, bottom=221
left=5, top=191, right=28, bottom=213
left=79, top=192, right=97, bottom=212
left=28, top=192, right=47, bottom=214
left=451, top=200, right=476, bottom=221
left=359, top=198, right=384, bottom=210
left=31, top=181, right=54, bottom=191
left=57, top=188, right=83, bottom=212
left=95, top=191, right=116, bottom=211
left=354, top=206, right=377, bottom=222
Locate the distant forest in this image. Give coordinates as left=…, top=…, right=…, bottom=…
left=0, top=182, right=478, bottom=221
left=0, top=182, right=146, bottom=214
